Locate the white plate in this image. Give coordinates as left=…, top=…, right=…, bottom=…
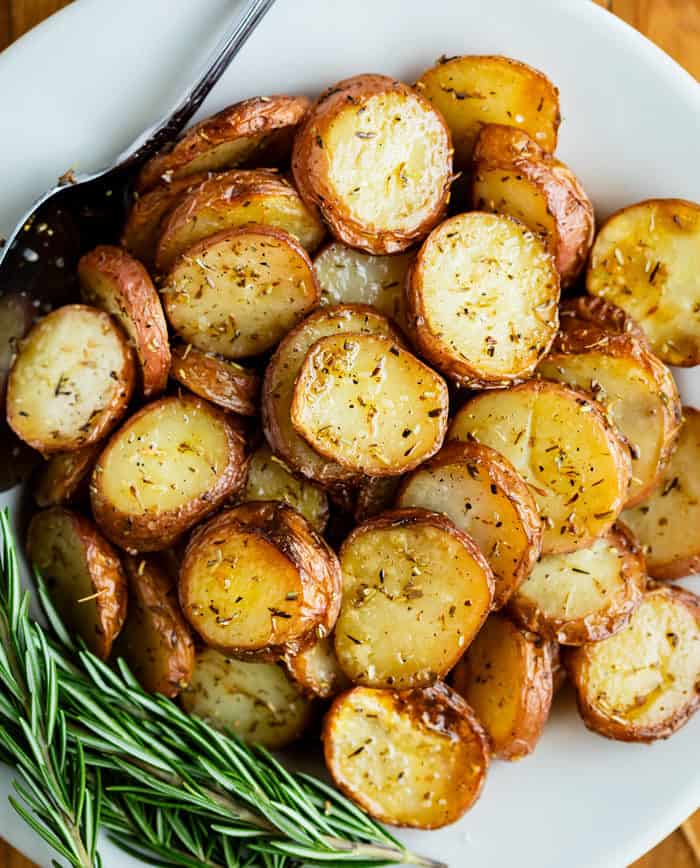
left=1, top=1, right=699, bottom=866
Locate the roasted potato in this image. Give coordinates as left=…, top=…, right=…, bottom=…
left=179, top=502, right=341, bottom=659
left=448, top=380, right=632, bottom=554
left=285, top=634, right=351, bottom=699
left=334, top=509, right=493, bottom=689
left=291, top=333, right=448, bottom=476
left=112, top=555, right=195, bottom=697
left=90, top=395, right=247, bottom=552
left=162, top=225, right=319, bottom=359
left=397, top=441, right=542, bottom=609
left=406, top=211, right=560, bottom=387
left=416, top=54, right=560, bottom=166
left=7, top=304, right=135, bottom=455
left=26, top=507, right=127, bottom=659
left=586, top=198, right=700, bottom=366
left=0, top=291, right=34, bottom=410
left=472, top=124, right=594, bottom=287
left=451, top=613, right=553, bottom=760
left=623, top=407, right=700, bottom=579
left=292, top=74, right=452, bottom=254
left=323, top=683, right=489, bottom=828
left=78, top=245, right=170, bottom=397
left=34, top=443, right=101, bottom=507
left=566, top=585, right=700, bottom=742
left=181, top=648, right=313, bottom=749
left=169, top=343, right=259, bottom=416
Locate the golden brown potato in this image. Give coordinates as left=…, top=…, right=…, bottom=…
left=179, top=502, right=341, bottom=659
left=397, top=440, right=542, bottom=609
left=26, top=507, right=127, bottom=659
left=586, top=198, right=700, bottom=366
left=78, top=245, right=170, bottom=397
left=416, top=54, right=560, bottom=167
left=292, top=74, right=452, bottom=254
left=285, top=634, right=351, bottom=699
left=451, top=613, right=553, bottom=760
left=34, top=443, right=101, bottom=507
left=7, top=305, right=135, bottom=455
left=323, top=683, right=489, bottom=828
left=90, top=395, right=247, bottom=552
left=448, top=380, right=632, bottom=554
left=472, top=124, right=594, bottom=287
left=169, top=343, right=259, bottom=416
left=566, top=585, right=700, bottom=742
left=623, top=407, right=700, bottom=579
left=0, top=291, right=34, bottom=410
left=406, top=211, right=559, bottom=388
left=162, top=225, right=319, bottom=359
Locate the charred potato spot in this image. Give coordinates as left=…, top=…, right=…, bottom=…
left=34, top=443, right=101, bottom=507
left=286, top=634, right=351, bottom=699
left=170, top=343, right=260, bottom=416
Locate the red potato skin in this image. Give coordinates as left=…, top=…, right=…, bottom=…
left=170, top=343, right=260, bottom=416
left=34, top=443, right=102, bottom=508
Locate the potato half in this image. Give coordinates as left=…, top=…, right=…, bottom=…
left=34, top=443, right=101, bottom=507
left=26, top=507, right=127, bottom=659
left=90, top=395, right=247, bottom=552
left=567, top=586, right=700, bottom=742
left=292, top=74, right=452, bottom=254
left=397, top=441, right=542, bottom=609
left=323, top=683, right=489, bottom=828
left=7, top=305, right=135, bottom=455
left=449, top=380, right=632, bottom=554
left=586, top=198, right=700, bottom=366
left=170, top=343, right=260, bottom=416
left=285, top=634, right=351, bottom=699
left=407, top=211, right=559, bottom=387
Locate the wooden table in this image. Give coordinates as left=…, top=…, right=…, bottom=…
left=1, top=0, right=699, bottom=865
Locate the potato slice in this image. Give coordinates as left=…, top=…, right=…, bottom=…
left=449, top=380, right=632, bottom=554
left=397, top=441, right=542, bottom=609
left=155, top=169, right=324, bottom=272
left=323, top=683, right=489, bottom=828
left=181, top=648, right=313, bottom=749
left=34, top=443, right=101, bottom=507
left=113, top=555, right=195, bottom=697
left=170, top=343, right=259, bottom=416
left=78, top=245, right=170, bottom=397
left=26, top=507, right=127, bottom=659
left=622, top=407, right=700, bottom=579
left=567, top=585, right=700, bottom=742
left=90, top=395, right=247, bottom=552
left=334, top=509, right=493, bottom=689
left=586, top=198, right=700, bottom=366
left=162, top=225, right=319, bottom=359
left=7, top=304, right=134, bottom=455
left=0, top=291, right=34, bottom=410
left=472, top=124, right=594, bottom=287
left=285, top=634, right=351, bottom=699
left=407, top=211, right=559, bottom=387
left=137, top=95, right=311, bottom=191
left=416, top=54, right=560, bottom=167
left=292, top=74, right=452, bottom=254
left=262, top=304, right=404, bottom=485
left=291, top=333, right=448, bottom=476
left=179, top=502, right=341, bottom=659
left=451, top=613, right=553, bottom=759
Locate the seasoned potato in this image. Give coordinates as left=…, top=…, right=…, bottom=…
left=179, top=502, right=341, bottom=659
left=155, top=169, right=325, bottom=272
left=397, top=441, right=542, bottom=609
left=449, top=380, right=632, bottom=554
left=416, top=54, right=560, bottom=166
left=286, top=634, right=351, bottom=699
left=34, top=443, right=101, bottom=507
left=291, top=333, right=448, bottom=476
left=170, top=343, right=259, bottom=416
left=472, top=124, right=594, bottom=287
left=509, top=525, right=644, bottom=645
left=262, top=305, right=404, bottom=486
left=334, top=509, right=493, bottom=689
left=323, top=683, right=489, bottom=828
left=181, top=648, right=313, bottom=749
left=352, top=475, right=403, bottom=523
left=0, top=291, right=34, bottom=410
left=113, top=555, right=195, bottom=697
left=78, top=245, right=170, bottom=397
left=292, top=74, right=452, bottom=254
left=7, top=305, right=135, bottom=455
left=623, top=407, right=700, bottom=579
left=586, top=198, right=700, bottom=366
left=407, top=211, right=559, bottom=387
left=567, top=586, right=700, bottom=742
left=91, top=395, right=247, bottom=552
left=451, top=613, right=553, bottom=760
left=162, top=225, right=319, bottom=359
left=26, top=507, right=127, bottom=659
left=556, top=295, right=648, bottom=345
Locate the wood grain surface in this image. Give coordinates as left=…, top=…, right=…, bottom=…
left=0, top=0, right=698, bottom=866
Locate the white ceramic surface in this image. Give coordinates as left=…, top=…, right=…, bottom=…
left=1, top=1, right=699, bottom=866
